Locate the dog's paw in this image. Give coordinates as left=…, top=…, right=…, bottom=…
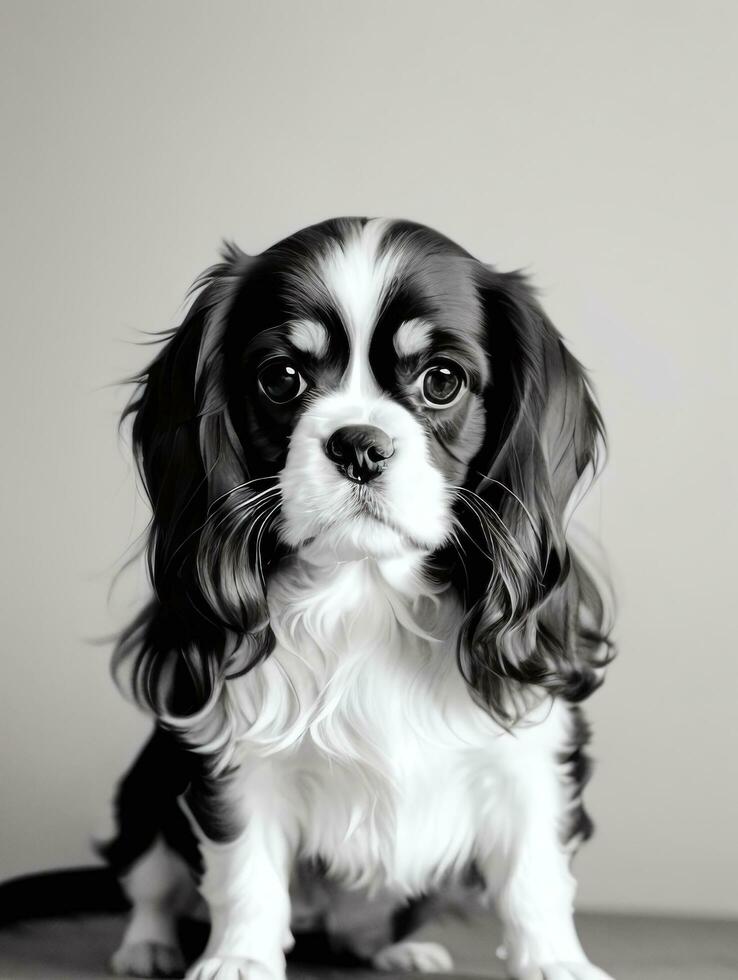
left=372, top=941, right=454, bottom=973
left=512, top=963, right=614, bottom=980
left=110, top=940, right=185, bottom=978
left=185, top=957, right=281, bottom=980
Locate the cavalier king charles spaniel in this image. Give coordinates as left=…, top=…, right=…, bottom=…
left=104, top=218, right=614, bottom=980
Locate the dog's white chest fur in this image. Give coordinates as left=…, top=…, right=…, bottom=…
left=225, top=555, right=569, bottom=896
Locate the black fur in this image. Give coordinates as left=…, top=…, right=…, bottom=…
left=99, top=728, right=201, bottom=875
left=560, top=705, right=596, bottom=846
left=449, top=266, right=614, bottom=724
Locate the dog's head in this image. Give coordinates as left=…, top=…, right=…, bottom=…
left=116, top=218, right=612, bottom=727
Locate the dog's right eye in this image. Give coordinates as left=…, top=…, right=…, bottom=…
left=257, top=359, right=308, bottom=404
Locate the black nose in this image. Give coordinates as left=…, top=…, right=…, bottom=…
left=325, top=424, right=395, bottom=483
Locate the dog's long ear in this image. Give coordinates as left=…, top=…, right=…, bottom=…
left=456, top=267, right=614, bottom=722
left=113, top=246, right=275, bottom=734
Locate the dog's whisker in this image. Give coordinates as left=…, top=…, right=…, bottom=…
left=452, top=487, right=528, bottom=552
left=466, top=475, right=538, bottom=533
left=164, top=486, right=282, bottom=575
left=254, top=504, right=282, bottom=587
left=205, top=487, right=281, bottom=538
left=207, top=476, right=281, bottom=514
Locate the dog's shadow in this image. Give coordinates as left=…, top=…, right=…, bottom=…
left=179, top=918, right=368, bottom=970
left=178, top=917, right=501, bottom=980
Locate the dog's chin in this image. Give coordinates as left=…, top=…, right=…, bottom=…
left=292, top=513, right=430, bottom=564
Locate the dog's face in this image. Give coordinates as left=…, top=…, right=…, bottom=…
left=118, top=217, right=612, bottom=729
left=223, top=219, right=488, bottom=561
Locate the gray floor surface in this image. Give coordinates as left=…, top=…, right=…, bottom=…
left=0, top=910, right=736, bottom=980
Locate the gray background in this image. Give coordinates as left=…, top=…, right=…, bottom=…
left=1, top=0, right=736, bottom=919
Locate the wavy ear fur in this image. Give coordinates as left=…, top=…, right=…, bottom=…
left=455, top=267, right=614, bottom=722
left=113, top=246, right=276, bottom=731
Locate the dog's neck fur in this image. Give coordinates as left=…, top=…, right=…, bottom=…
left=224, top=552, right=467, bottom=761
left=269, top=550, right=446, bottom=645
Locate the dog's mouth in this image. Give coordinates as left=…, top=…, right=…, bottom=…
left=292, top=488, right=432, bottom=556
left=345, top=483, right=413, bottom=535
left=360, top=510, right=428, bottom=550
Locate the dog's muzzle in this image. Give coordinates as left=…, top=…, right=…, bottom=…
left=325, top=424, right=395, bottom=484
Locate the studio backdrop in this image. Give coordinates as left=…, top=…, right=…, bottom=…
left=1, top=0, right=736, bottom=920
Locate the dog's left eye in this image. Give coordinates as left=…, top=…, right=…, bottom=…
left=258, top=359, right=308, bottom=404
left=417, top=362, right=467, bottom=408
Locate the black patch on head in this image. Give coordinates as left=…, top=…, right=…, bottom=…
left=222, top=228, right=363, bottom=471
left=365, top=225, right=490, bottom=482
left=369, top=281, right=436, bottom=397
left=378, top=219, right=474, bottom=263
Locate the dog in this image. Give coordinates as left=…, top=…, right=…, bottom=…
left=104, top=217, right=615, bottom=980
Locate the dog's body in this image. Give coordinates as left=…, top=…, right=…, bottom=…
left=106, top=218, right=614, bottom=980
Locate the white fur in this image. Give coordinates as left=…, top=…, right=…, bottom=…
left=287, top=318, right=329, bottom=358
left=319, top=217, right=401, bottom=396
left=111, top=837, right=193, bottom=976
left=394, top=318, right=433, bottom=358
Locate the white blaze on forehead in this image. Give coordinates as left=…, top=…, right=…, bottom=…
left=317, top=218, right=403, bottom=393
left=288, top=319, right=330, bottom=358
left=394, top=318, right=432, bottom=358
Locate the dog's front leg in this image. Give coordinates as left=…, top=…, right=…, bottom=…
left=186, top=783, right=294, bottom=980
left=479, top=757, right=613, bottom=980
